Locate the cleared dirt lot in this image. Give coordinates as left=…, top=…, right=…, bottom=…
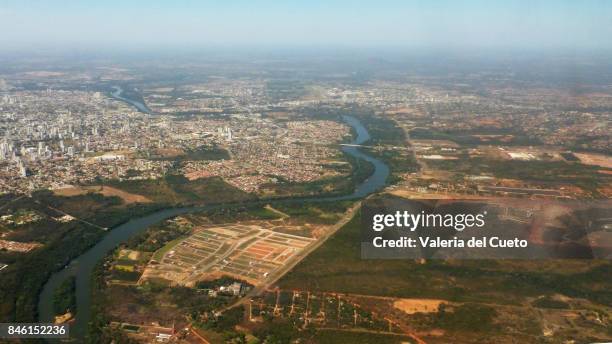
left=393, top=299, right=446, bottom=315
left=141, top=222, right=314, bottom=286
left=575, top=152, right=612, bottom=169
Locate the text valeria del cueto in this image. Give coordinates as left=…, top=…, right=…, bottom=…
left=360, top=197, right=612, bottom=260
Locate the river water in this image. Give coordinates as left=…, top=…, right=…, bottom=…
left=38, top=111, right=389, bottom=340
left=110, top=86, right=152, bottom=114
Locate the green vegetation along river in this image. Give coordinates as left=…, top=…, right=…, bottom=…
left=38, top=115, right=389, bottom=341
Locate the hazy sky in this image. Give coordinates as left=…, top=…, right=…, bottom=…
left=1, top=0, right=611, bottom=51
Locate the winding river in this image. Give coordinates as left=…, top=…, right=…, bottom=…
left=38, top=100, right=389, bottom=340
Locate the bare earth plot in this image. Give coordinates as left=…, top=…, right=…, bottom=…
left=141, top=223, right=314, bottom=286
left=574, top=152, right=612, bottom=169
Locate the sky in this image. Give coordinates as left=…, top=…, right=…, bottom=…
left=0, top=0, right=611, bottom=51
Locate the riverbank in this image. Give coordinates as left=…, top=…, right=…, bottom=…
left=37, top=115, right=390, bottom=340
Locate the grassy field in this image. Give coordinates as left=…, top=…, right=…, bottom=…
left=410, top=127, right=540, bottom=146
left=427, top=157, right=610, bottom=195
left=279, top=210, right=612, bottom=306
left=53, top=185, right=152, bottom=204
left=273, top=201, right=353, bottom=224
left=107, top=175, right=255, bottom=205
left=149, top=145, right=230, bottom=161
left=152, top=236, right=187, bottom=262
left=195, top=205, right=282, bottom=223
